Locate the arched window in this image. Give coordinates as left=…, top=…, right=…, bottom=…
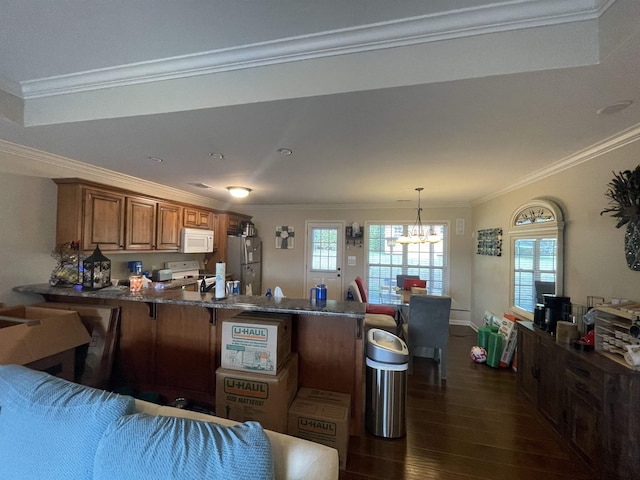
left=509, top=200, right=564, bottom=319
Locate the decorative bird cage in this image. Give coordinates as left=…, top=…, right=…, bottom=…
left=82, top=245, right=111, bottom=289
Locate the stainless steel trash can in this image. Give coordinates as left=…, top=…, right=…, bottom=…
left=365, top=328, right=409, bottom=438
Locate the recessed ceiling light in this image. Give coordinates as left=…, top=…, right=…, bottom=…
left=596, top=100, right=633, bottom=115
left=227, top=186, right=252, bottom=198
left=208, top=152, right=224, bottom=159
left=148, top=156, right=164, bottom=162
left=188, top=182, right=212, bottom=189
left=277, top=148, right=293, bottom=156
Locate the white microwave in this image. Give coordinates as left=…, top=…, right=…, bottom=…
left=180, top=228, right=214, bottom=253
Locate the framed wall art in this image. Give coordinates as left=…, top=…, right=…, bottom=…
left=477, top=228, right=502, bottom=256
left=275, top=226, right=295, bottom=249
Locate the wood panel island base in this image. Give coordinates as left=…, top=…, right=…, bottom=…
left=13, top=284, right=366, bottom=435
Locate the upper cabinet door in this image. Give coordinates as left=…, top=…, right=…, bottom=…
left=83, top=189, right=126, bottom=251
left=184, top=207, right=213, bottom=230
left=125, top=196, right=157, bottom=250
left=157, top=202, right=183, bottom=251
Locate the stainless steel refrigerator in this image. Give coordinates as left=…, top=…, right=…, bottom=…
left=226, top=236, right=262, bottom=295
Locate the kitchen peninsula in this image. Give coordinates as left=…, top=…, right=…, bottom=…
left=14, top=284, right=366, bottom=433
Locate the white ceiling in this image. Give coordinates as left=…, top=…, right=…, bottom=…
left=1, top=0, right=640, bottom=208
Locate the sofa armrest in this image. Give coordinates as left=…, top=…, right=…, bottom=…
left=135, top=400, right=339, bottom=480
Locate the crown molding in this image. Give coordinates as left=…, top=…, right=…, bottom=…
left=473, top=121, right=640, bottom=206
left=17, top=0, right=607, bottom=99
left=0, top=139, right=228, bottom=210
left=0, top=74, right=22, bottom=98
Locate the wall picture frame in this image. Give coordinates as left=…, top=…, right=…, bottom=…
left=477, top=228, right=502, bottom=256
left=275, top=226, right=295, bottom=249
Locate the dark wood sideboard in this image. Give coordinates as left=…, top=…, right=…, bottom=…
left=517, top=321, right=640, bottom=479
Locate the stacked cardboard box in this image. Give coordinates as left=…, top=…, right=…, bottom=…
left=288, top=387, right=351, bottom=470
left=220, top=312, right=292, bottom=375
left=216, top=312, right=296, bottom=433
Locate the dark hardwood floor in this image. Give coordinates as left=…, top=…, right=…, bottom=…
left=341, top=325, right=597, bottom=480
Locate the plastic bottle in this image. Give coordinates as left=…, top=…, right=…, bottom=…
left=265, top=288, right=273, bottom=298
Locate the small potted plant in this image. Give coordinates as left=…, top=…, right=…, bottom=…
left=601, top=165, right=640, bottom=270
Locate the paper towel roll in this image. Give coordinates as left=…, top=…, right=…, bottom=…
left=215, top=262, right=226, bottom=299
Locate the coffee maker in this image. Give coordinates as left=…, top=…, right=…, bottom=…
left=538, top=294, right=571, bottom=334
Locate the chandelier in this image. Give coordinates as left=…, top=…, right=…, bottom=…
left=397, top=187, right=441, bottom=244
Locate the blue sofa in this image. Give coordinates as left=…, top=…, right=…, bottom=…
left=0, top=364, right=339, bottom=480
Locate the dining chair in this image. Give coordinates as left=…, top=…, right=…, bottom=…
left=402, top=295, right=452, bottom=379
left=354, top=276, right=398, bottom=318
left=396, top=275, right=418, bottom=290
left=350, top=279, right=398, bottom=335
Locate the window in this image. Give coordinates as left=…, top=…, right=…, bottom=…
left=311, top=227, right=338, bottom=270
left=513, top=237, right=557, bottom=312
left=366, top=222, right=448, bottom=304
left=509, top=200, right=564, bottom=319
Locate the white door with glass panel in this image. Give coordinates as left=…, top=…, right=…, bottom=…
left=305, top=222, right=344, bottom=301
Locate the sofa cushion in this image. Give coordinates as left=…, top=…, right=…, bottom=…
left=93, top=413, right=275, bottom=480
left=0, top=364, right=135, bottom=480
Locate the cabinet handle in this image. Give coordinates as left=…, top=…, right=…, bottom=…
left=571, top=365, right=590, bottom=378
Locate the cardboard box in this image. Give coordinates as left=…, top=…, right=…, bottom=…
left=34, top=302, right=120, bottom=388
left=221, top=312, right=292, bottom=375
left=288, top=387, right=350, bottom=470
left=498, top=313, right=518, bottom=368
left=0, top=306, right=91, bottom=381
left=215, top=353, right=298, bottom=433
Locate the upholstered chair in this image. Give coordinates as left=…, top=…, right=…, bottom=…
left=349, top=280, right=398, bottom=334
left=353, top=276, right=398, bottom=318
left=402, top=295, right=451, bottom=379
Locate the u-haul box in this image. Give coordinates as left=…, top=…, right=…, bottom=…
left=288, top=387, right=350, bottom=470
left=221, top=312, right=292, bottom=375
left=215, top=353, right=298, bottom=433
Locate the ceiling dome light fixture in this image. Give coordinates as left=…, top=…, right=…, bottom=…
left=227, top=186, right=252, bottom=198
left=396, top=187, right=441, bottom=244
left=208, top=152, right=224, bottom=159
left=277, top=148, right=293, bottom=155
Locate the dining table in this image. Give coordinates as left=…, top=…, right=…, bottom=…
left=376, top=289, right=468, bottom=328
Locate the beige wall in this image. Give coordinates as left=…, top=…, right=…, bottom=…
left=244, top=205, right=473, bottom=321
left=471, top=141, right=640, bottom=328
left=0, top=173, right=58, bottom=306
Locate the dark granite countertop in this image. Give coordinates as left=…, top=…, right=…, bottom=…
left=14, top=283, right=366, bottom=319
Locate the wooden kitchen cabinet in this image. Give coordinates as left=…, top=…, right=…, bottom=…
left=212, top=213, right=220, bottom=249
left=55, top=178, right=244, bottom=254
left=125, top=196, right=157, bottom=250
left=156, top=202, right=182, bottom=251
left=183, top=206, right=214, bottom=230
left=226, top=213, right=249, bottom=235
left=81, top=188, right=126, bottom=251
left=126, top=198, right=182, bottom=251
